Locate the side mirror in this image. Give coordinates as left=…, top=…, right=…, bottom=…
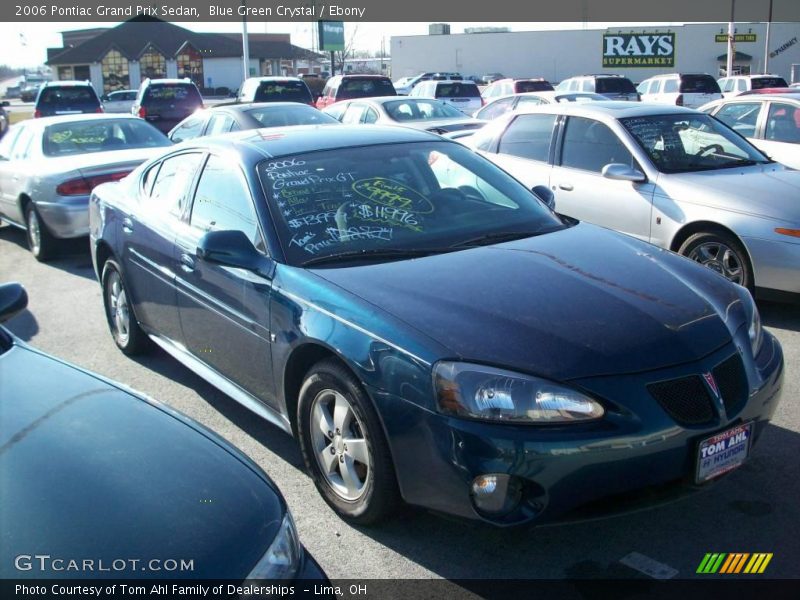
left=601, top=163, right=647, bottom=183
left=0, top=282, right=28, bottom=323
left=532, top=185, right=555, bottom=211
left=196, top=230, right=274, bottom=279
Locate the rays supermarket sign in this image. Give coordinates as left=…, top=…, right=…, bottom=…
left=603, top=33, right=676, bottom=68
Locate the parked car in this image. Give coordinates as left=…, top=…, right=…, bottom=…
left=34, top=80, right=103, bottom=118
left=556, top=74, right=640, bottom=101
left=0, top=282, right=329, bottom=582
left=20, top=86, right=39, bottom=103
left=168, top=102, right=339, bottom=143
left=393, top=72, right=438, bottom=95
left=315, top=75, right=396, bottom=109
left=101, top=89, right=138, bottom=113
left=90, top=125, right=783, bottom=526
left=409, top=80, right=483, bottom=116
left=482, top=78, right=554, bottom=101
left=133, top=78, right=204, bottom=133
left=392, top=76, right=417, bottom=94
left=466, top=102, right=800, bottom=299
left=700, top=92, right=800, bottom=169
left=718, top=74, right=789, bottom=97
left=322, top=96, right=485, bottom=135
left=637, top=73, right=722, bottom=108
left=480, top=73, right=505, bottom=85
left=0, top=114, right=170, bottom=260
left=791, top=83, right=800, bottom=89
left=476, top=91, right=606, bottom=121
left=0, top=101, right=9, bottom=138
left=237, top=77, right=314, bottom=106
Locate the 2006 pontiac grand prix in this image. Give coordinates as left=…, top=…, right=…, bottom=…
left=89, top=125, right=784, bottom=526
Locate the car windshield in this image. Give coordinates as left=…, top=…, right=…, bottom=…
left=258, top=141, right=564, bottom=266
left=752, top=77, right=788, bottom=89
left=383, top=99, right=465, bottom=121
left=620, top=114, right=770, bottom=173
left=436, top=83, right=481, bottom=98
left=246, top=104, right=338, bottom=127
left=596, top=78, right=636, bottom=94
left=680, top=75, right=721, bottom=94
left=254, top=81, right=311, bottom=102
left=42, top=119, right=171, bottom=157
left=39, top=87, right=97, bottom=104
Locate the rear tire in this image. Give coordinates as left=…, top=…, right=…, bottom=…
left=297, top=358, right=400, bottom=525
left=25, top=204, right=58, bottom=262
left=678, top=231, right=753, bottom=292
left=102, top=259, right=149, bottom=355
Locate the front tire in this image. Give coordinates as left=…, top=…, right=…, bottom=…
left=678, top=231, right=753, bottom=292
left=297, top=358, right=400, bottom=525
left=25, top=204, right=58, bottom=261
left=102, top=259, right=149, bottom=355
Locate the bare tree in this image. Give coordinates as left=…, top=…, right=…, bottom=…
left=332, top=24, right=359, bottom=75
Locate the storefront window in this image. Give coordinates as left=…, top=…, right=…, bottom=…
left=101, top=49, right=130, bottom=93
left=140, top=46, right=167, bottom=81
left=176, top=45, right=203, bottom=89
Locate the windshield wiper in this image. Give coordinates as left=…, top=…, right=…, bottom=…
left=450, top=229, right=556, bottom=249
left=300, top=247, right=450, bottom=267
left=714, top=158, right=770, bottom=169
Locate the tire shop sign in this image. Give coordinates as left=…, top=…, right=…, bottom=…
left=603, top=33, right=675, bottom=67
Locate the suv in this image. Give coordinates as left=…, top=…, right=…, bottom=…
left=409, top=80, right=483, bottom=116
left=556, top=75, right=640, bottom=101
left=637, top=73, right=722, bottom=108
left=34, top=81, right=102, bottom=118
left=315, top=75, right=396, bottom=109
left=483, top=78, right=554, bottom=100
left=718, top=74, right=789, bottom=98
left=237, top=76, right=314, bottom=105
left=132, top=78, right=203, bottom=133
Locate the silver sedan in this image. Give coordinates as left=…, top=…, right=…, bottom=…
left=322, top=96, right=486, bottom=135
left=465, top=102, right=800, bottom=300
left=0, top=114, right=171, bottom=260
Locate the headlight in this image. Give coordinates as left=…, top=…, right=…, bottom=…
left=433, top=362, right=604, bottom=423
left=741, top=289, right=763, bottom=355
left=244, top=512, right=301, bottom=581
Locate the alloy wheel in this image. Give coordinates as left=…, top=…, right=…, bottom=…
left=687, top=241, right=743, bottom=285
left=107, top=271, right=130, bottom=346
left=27, top=210, right=41, bottom=256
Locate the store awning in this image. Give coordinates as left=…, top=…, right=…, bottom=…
left=717, top=51, right=753, bottom=61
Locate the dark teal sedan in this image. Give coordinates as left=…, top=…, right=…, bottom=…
left=89, top=125, right=784, bottom=526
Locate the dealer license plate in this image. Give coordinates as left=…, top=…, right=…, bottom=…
left=696, top=422, right=752, bottom=483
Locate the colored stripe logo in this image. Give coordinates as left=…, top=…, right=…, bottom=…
left=697, top=553, right=773, bottom=574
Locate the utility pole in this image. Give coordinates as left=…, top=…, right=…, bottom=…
left=726, top=0, right=736, bottom=78
left=764, top=0, right=773, bottom=73
left=241, top=0, right=250, bottom=85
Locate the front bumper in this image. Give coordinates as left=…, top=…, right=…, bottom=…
left=35, top=196, right=89, bottom=239
left=373, top=332, right=784, bottom=526
left=744, top=235, right=800, bottom=295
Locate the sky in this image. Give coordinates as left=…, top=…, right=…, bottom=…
left=0, top=21, right=620, bottom=69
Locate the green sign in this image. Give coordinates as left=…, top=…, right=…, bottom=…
left=602, top=33, right=676, bottom=68
left=715, top=34, right=757, bottom=43
left=318, top=21, right=345, bottom=51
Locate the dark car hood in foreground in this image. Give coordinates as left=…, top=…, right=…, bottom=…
left=314, top=224, right=742, bottom=380
left=0, top=343, right=282, bottom=578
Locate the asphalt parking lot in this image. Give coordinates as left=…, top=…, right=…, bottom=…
left=1, top=225, right=798, bottom=582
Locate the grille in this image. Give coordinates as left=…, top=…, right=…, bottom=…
left=713, top=354, right=748, bottom=417
left=648, top=376, right=714, bottom=425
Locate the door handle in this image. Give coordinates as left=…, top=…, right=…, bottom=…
left=558, top=183, right=574, bottom=191
left=122, top=217, right=134, bottom=233
left=180, top=253, right=195, bottom=272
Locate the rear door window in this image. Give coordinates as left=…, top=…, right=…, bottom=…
left=752, top=77, right=788, bottom=89
left=595, top=78, right=636, bottom=94
left=765, top=102, right=800, bottom=142
left=498, top=113, right=557, bottom=162
left=148, top=152, right=204, bottom=217
left=338, top=78, right=395, bottom=99
left=663, top=79, right=679, bottom=93
left=206, top=113, right=235, bottom=136
left=713, top=102, right=760, bottom=137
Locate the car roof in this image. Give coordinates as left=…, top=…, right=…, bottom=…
left=190, top=124, right=441, bottom=158
left=513, top=100, right=699, bottom=119
left=19, top=113, right=142, bottom=127
left=246, top=76, right=303, bottom=82
left=42, top=80, right=93, bottom=87
left=144, top=78, right=195, bottom=85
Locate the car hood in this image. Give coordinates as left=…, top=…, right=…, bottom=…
left=313, top=224, right=743, bottom=380
left=0, top=342, right=283, bottom=578
left=658, top=163, right=800, bottom=222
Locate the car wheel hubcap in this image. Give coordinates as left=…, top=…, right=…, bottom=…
left=687, top=242, right=743, bottom=285
left=108, top=273, right=130, bottom=344
left=27, top=211, right=41, bottom=255
left=310, top=389, right=370, bottom=501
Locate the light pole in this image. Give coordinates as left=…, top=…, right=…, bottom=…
left=764, top=0, right=773, bottom=73
left=241, top=0, right=250, bottom=84
left=726, top=0, right=736, bottom=78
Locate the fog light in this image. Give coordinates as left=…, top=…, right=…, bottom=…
left=471, top=474, right=523, bottom=516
